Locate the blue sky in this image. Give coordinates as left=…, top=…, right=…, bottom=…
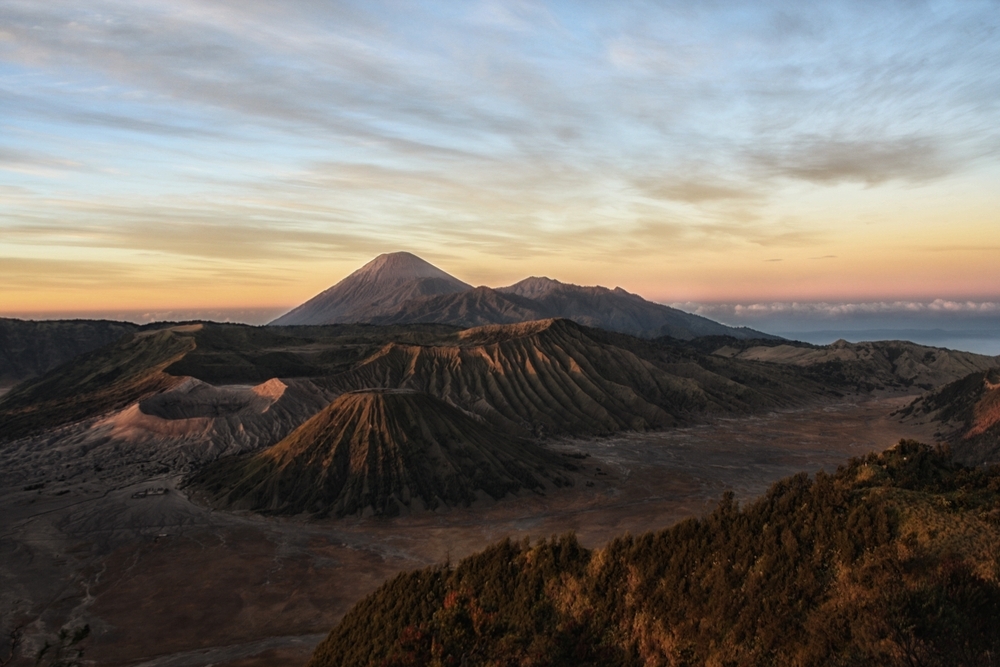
left=2, top=0, right=999, bottom=317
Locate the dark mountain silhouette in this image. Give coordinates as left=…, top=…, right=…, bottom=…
left=0, top=318, right=138, bottom=389
left=188, top=389, right=569, bottom=517
left=497, top=276, right=767, bottom=339
left=272, top=253, right=774, bottom=340
left=270, top=252, right=472, bottom=325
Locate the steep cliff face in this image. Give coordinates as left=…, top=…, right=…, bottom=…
left=188, top=389, right=569, bottom=517
left=721, top=338, right=1000, bottom=391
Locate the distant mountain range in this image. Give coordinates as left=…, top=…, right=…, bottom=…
left=270, top=252, right=775, bottom=340
left=0, top=318, right=139, bottom=388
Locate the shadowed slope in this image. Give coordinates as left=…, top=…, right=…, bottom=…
left=189, top=389, right=569, bottom=517
left=0, top=318, right=139, bottom=389
left=0, top=326, right=196, bottom=441
left=325, top=319, right=823, bottom=437
left=900, top=367, right=1000, bottom=464
left=371, top=286, right=543, bottom=328
left=271, top=252, right=472, bottom=325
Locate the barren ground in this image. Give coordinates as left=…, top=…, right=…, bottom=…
left=0, top=392, right=938, bottom=667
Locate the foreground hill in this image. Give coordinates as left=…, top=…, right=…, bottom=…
left=270, top=252, right=773, bottom=340
left=0, top=318, right=138, bottom=389
left=188, top=389, right=570, bottom=517
left=308, top=441, right=1000, bottom=667
left=899, top=367, right=1000, bottom=464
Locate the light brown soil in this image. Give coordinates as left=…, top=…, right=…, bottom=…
left=0, top=392, right=938, bottom=666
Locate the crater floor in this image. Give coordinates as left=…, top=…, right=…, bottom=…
left=0, top=391, right=937, bottom=667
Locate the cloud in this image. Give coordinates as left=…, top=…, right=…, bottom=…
left=635, top=176, right=761, bottom=203
left=748, top=136, right=952, bottom=185
left=674, top=300, right=1000, bottom=322
left=0, top=146, right=85, bottom=174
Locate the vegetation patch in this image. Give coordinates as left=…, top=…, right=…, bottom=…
left=308, top=441, right=1000, bottom=667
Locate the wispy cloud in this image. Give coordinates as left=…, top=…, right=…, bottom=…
left=677, top=300, right=1000, bottom=322
left=748, top=136, right=952, bottom=186
left=1, top=0, right=999, bottom=309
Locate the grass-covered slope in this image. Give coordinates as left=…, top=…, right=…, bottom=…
left=308, top=441, right=1000, bottom=667
left=187, top=389, right=570, bottom=517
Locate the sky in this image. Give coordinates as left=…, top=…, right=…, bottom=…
left=2, top=1, right=1000, bottom=338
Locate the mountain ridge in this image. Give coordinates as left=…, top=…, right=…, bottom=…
left=270, top=252, right=776, bottom=340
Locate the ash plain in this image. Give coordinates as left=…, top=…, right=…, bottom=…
left=0, top=391, right=937, bottom=667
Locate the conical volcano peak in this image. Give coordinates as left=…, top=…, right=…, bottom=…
left=354, top=252, right=457, bottom=281
left=270, top=252, right=472, bottom=325
left=189, top=388, right=569, bottom=517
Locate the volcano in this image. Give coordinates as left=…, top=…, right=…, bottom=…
left=270, top=252, right=472, bottom=326
left=271, top=252, right=775, bottom=340
left=188, top=389, right=569, bottom=517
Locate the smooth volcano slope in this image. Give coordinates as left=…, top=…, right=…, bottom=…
left=325, top=319, right=833, bottom=437
left=270, top=252, right=773, bottom=338
left=498, top=276, right=772, bottom=340
left=271, top=252, right=472, bottom=325
left=371, top=286, right=544, bottom=328
left=370, top=275, right=773, bottom=340
left=189, top=389, right=568, bottom=517
left=900, top=367, right=1000, bottom=464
